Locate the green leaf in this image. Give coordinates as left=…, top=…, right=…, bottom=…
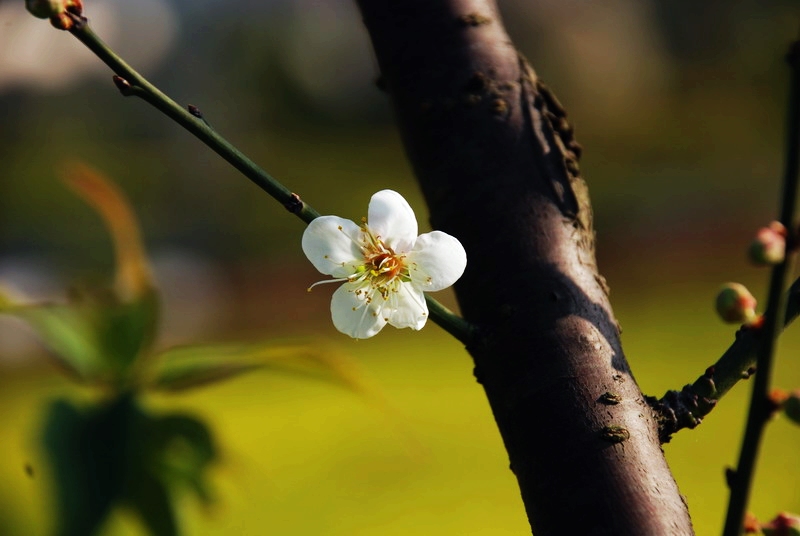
left=1, top=288, right=160, bottom=384
left=1, top=164, right=162, bottom=384
left=148, top=361, right=264, bottom=393
left=6, top=303, right=105, bottom=381
left=124, top=470, right=178, bottom=536
left=94, top=288, right=160, bottom=374
left=42, top=397, right=134, bottom=536
left=140, top=414, right=217, bottom=505
left=145, top=341, right=371, bottom=394
left=43, top=396, right=210, bottom=536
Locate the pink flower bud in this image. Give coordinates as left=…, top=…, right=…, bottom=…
left=749, top=222, right=787, bottom=266
left=762, top=512, right=800, bottom=536
left=716, top=283, right=758, bottom=324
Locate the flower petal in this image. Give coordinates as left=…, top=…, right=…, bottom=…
left=302, top=216, right=363, bottom=277
left=385, top=282, right=428, bottom=330
left=406, top=231, right=467, bottom=291
left=367, top=190, right=417, bottom=253
left=330, top=282, right=388, bottom=339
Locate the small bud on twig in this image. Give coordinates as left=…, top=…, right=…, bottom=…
left=741, top=366, right=757, bottom=379
left=749, top=221, right=787, bottom=266
left=716, top=283, right=758, bottom=324
left=26, top=0, right=83, bottom=30
left=112, top=76, right=135, bottom=97
left=285, top=192, right=304, bottom=214
left=768, top=388, right=790, bottom=417
left=744, top=512, right=760, bottom=534
left=762, top=512, right=800, bottom=536
left=25, top=0, right=64, bottom=19
left=187, top=105, right=204, bottom=119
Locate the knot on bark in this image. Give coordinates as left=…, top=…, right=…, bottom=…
left=647, top=386, right=718, bottom=443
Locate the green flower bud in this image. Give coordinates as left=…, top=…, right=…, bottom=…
left=25, top=0, right=83, bottom=30
left=716, top=283, right=757, bottom=324
left=749, top=222, right=787, bottom=266
left=25, top=0, right=64, bottom=19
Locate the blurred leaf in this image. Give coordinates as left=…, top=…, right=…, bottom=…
left=42, top=395, right=214, bottom=536
left=0, top=164, right=161, bottom=384
left=125, top=411, right=216, bottom=534
left=3, top=302, right=104, bottom=381
left=124, top=471, right=178, bottom=536
left=60, top=162, right=162, bottom=373
left=141, top=414, right=217, bottom=505
left=149, top=361, right=264, bottom=393
left=145, top=341, right=372, bottom=395
left=60, top=162, right=154, bottom=301
left=94, top=289, right=160, bottom=376
left=0, top=288, right=159, bottom=383
left=42, top=397, right=132, bottom=536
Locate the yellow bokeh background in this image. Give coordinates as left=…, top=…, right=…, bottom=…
left=2, top=0, right=800, bottom=534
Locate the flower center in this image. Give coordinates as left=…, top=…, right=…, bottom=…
left=367, top=251, right=401, bottom=279
left=355, top=225, right=408, bottom=296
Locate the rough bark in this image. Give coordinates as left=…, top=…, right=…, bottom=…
left=355, top=1, right=695, bottom=534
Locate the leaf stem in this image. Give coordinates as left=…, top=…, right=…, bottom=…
left=721, top=38, right=800, bottom=536
left=66, top=16, right=474, bottom=344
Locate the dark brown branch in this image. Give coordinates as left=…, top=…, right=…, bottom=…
left=355, top=0, right=694, bottom=534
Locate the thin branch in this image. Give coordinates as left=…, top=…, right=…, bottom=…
left=424, top=295, right=476, bottom=344
left=722, top=38, right=800, bottom=536
left=67, top=15, right=318, bottom=224
left=650, top=277, right=800, bottom=442
left=62, top=14, right=474, bottom=345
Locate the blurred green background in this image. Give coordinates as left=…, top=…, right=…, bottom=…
left=2, top=0, right=800, bottom=534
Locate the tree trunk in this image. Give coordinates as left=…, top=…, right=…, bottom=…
left=355, top=1, right=695, bottom=534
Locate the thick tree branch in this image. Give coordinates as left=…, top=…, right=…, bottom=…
left=356, top=1, right=693, bottom=534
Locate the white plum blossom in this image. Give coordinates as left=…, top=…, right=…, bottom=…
left=302, top=190, right=467, bottom=339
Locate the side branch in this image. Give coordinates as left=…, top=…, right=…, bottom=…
left=650, top=277, right=800, bottom=442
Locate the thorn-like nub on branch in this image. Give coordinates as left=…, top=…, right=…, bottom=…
left=284, top=193, right=304, bottom=214
left=112, top=76, right=135, bottom=97
left=187, top=104, right=204, bottom=119
left=725, top=467, right=737, bottom=489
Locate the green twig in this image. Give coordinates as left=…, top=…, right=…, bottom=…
left=424, top=296, right=475, bottom=345
left=67, top=16, right=318, bottom=224
left=722, top=39, right=800, bottom=536
left=64, top=15, right=474, bottom=345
